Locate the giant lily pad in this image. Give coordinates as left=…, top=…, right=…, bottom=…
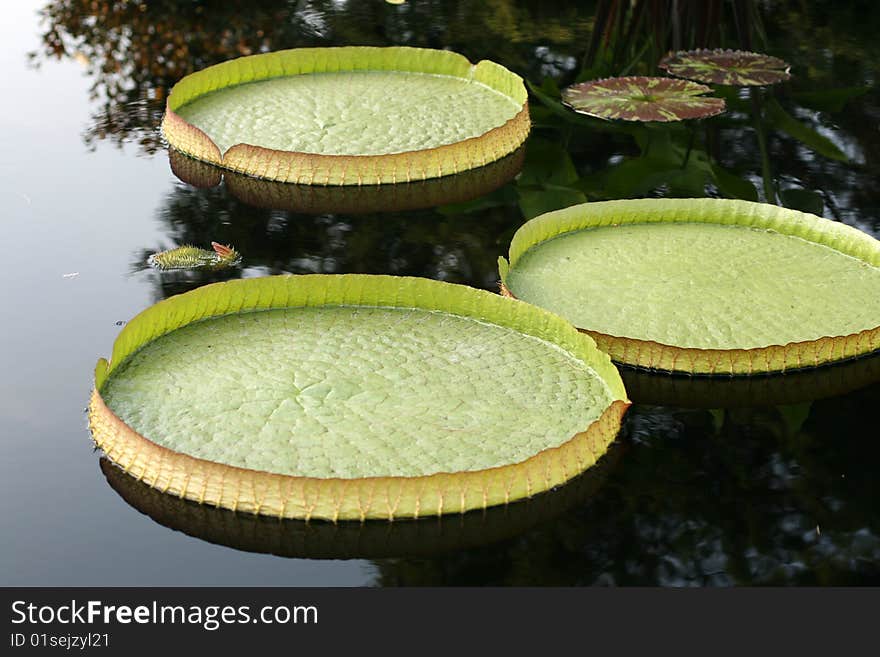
left=659, top=49, right=791, bottom=86
left=162, top=47, right=530, bottom=185
left=88, top=275, right=628, bottom=521
left=499, top=199, right=880, bottom=375
left=561, top=76, right=725, bottom=122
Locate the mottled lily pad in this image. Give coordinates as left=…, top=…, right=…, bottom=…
left=88, top=275, right=628, bottom=520
left=499, top=199, right=880, bottom=375
left=659, top=49, right=791, bottom=86
left=561, top=76, right=725, bottom=122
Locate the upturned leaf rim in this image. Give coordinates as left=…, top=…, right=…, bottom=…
left=161, top=46, right=530, bottom=185
left=88, top=274, right=629, bottom=521
left=499, top=198, right=880, bottom=375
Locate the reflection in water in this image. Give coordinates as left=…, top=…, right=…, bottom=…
left=35, top=1, right=880, bottom=230
left=32, top=0, right=592, bottom=153
left=100, top=387, right=880, bottom=585
left=622, top=354, right=880, bottom=409
left=100, top=443, right=622, bottom=560
left=371, top=390, right=880, bottom=585
left=169, top=146, right=525, bottom=215
left=139, top=173, right=526, bottom=302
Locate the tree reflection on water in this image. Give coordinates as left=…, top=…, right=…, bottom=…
left=30, top=0, right=592, bottom=152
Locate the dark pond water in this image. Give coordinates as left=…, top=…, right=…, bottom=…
left=3, top=0, right=879, bottom=586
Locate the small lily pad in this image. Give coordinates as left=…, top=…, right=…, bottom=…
left=659, top=49, right=791, bottom=86
left=148, top=242, right=241, bottom=271
left=561, top=76, right=725, bottom=122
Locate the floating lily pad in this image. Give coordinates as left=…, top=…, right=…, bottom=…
left=162, top=47, right=530, bottom=185
left=168, top=146, right=525, bottom=214
left=100, top=444, right=620, bottom=557
left=147, top=242, right=241, bottom=271
left=659, top=49, right=791, bottom=86
left=89, top=275, right=628, bottom=520
left=499, top=199, right=880, bottom=375
left=561, top=76, right=725, bottom=122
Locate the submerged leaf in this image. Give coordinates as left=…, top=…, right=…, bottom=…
left=562, top=77, right=725, bottom=122
left=148, top=242, right=241, bottom=271
left=659, top=49, right=791, bottom=86
left=763, top=98, right=848, bottom=161
left=791, top=86, right=868, bottom=113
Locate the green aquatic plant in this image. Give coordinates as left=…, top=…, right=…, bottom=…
left=162, top=46, right=530, bottom=184
left=89, top=275, right=628, bottom=521
left=499, top=199, right=880, bottom=375
left=561, top=76, right=725, bottom=122
left=147, top=242, right=241, bottom=271
left=659, top=49, right=791, bottom=86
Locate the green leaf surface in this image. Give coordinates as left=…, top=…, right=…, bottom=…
left=764, top=98, right=848, bottom=161
left=518, top=138, right=579, bottom=187
left=517, top=186, right=588, bottom=220
left=99, top=275, right=626, bottom=480
left=162, top=47, right=530, bottom=185
left=780, top=188, right=824, bottom=216
left=710, top=163, right=759, bottom=201
left=177, top=70, right=521, bottom=155
left=502, top=199, right=880, bottom=360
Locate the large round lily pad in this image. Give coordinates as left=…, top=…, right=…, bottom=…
left=88, top=275, right=628, bottom=520
left=561, top=76, right=725, bottom=122
left=499, top=199, right=880, bottom=375
left=659, top=49, right=791, bottom=86
left=162, top=47, right=530, bottom=185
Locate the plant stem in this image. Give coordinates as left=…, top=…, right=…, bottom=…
left=750, top=88, right=776, bottom=203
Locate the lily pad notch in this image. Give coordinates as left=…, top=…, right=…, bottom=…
left=162, top=47, right=530, bottom=185
left=89, top=275, right=628, bottom=521
left=500, top=199, right=880, bottom=375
